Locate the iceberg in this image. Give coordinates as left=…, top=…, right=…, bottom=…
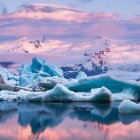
left=0, top=67, right=18, bottom=85
left=65, top=75, right=140, bottom=100
left=0, top=57, right=140, bottom=102
left=91, top=86, right=112, bottom=101
left=119, top=100, right=140, bottom=113
left=30, top=57, right=63, bottom=78
left=19, top=57, right=64, bottom=87
left=0, top=84, right=111, bottom=102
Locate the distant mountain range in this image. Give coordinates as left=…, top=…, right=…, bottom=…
left=61, top=44, right=110, bottom=78
left=0, top=3, right=139, bottom=78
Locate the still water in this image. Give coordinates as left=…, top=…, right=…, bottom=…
left=0, top=101, right=140, bottom=140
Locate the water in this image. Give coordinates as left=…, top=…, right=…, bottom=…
left=0, top=101, right=140, bottom=140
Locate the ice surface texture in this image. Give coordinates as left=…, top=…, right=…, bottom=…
left=19, top=57, right=63, bottom=86
left=0, top=57, right=140, bottom=103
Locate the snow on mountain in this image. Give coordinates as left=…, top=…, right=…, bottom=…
left=0, top=3, right=139, bottom=76
left=0, top=35, right=140, bottom=78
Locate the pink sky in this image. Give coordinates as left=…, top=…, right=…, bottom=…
left=0, top=3, right=139, bottom=65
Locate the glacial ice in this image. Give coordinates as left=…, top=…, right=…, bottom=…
left=119, top=100, right=140, bottom=113
left=0, top=84, right=112, bottom=102
left=0, top=67, right=18, bottom=85
left=19, top=57, right=63, bottom=87
left=65, top=75, right=140, bottom=100
left=0, top=57, right=140, bottom=102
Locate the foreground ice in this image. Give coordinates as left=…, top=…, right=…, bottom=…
left=65, top=75, right=140, bottom=101
left=0, top=57, right=140, bottom=102
left=0, top=84, right=111, bottom=102
left=119, top=100, right=140, bottom=113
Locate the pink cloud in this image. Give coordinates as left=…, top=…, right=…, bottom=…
left=0, top=3, right=139, bottom=65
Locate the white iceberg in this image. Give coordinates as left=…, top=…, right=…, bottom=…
left=0, top=84, right=112, bottom=102
left=91, top=86, right=112, bottom=101
left=119, top=100, right=140, bottom=113
left=1, top=57, right=140, bottom=102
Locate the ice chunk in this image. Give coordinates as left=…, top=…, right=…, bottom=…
left=18, top=57, right=64, bottom=87
left=112, top=93, right=135, bottom=101
left=0, top=67, right=18, bottom=85
left=76, top=71, right=87, bottom=79
left=0, top=84, right=111, bottom=102
left=91, top=86, right=112, bottom=101
left=30, top=57, right=63, bottom=78
left=32, top=76, right=68, bottom=91
left=119, top=100, right=140, bottom=113
left=65, top=75, right=140, bottom=100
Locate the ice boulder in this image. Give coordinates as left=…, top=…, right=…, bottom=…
left=0, top=67, right=18, bottom=85
left=32, top=76, right=68, bottom=91
left=19, top=72, right=39, bottom=87
left=18, top=57, right=64, bottom=87
left=0, top=84, right=112, bottom=102
left=30, top=57, right=63, bottom=78
left=76, top=71, right=87, bottom=79
left=65, top=75, right=140, bottom=100
left=91, top=86, right=112, bottom=102
left=119, top=100, right=140, bottom=113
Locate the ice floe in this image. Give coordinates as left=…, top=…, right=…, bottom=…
left=0, top=84, right=112, bottom=102
left=0, top=57, right=140, bottom=102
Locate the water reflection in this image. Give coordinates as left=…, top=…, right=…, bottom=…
left=0, top=101, right=140, bottom=140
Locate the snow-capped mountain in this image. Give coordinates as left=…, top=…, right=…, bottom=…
left=1, top=35, right=140, bottom=78
left=0, top=3, right=140, bottom=77
left=61, top=40, right=111, bottom=78
left=7, top=36, right=48, bottom=53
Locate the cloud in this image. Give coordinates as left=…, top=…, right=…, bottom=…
left=79, top=0, right=93, bottom=3
left=0, top=3, right=139, bottom=65
left=0, top=3, right=138, bottom=40
left=0, top=3, right=7, bottom=14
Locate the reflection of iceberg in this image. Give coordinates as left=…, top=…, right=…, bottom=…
left=0, top=102, right=17, bottom=123
left=0, top=102, right=113, bottom=134
left=119, top=114, right=140, bottom=125
left=119, top=100, right=140, bottom=113
left=0, top=67, right=18, bottom=85
left=0, top=102, right=140, bottom=134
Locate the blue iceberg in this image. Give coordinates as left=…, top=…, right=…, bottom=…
left=65, top=75, right=140, bottom=100
left=0, top=57, right=140, bottom=102
left=0, top=84, right=112, bottom=102
left=19, top=57, right=64, bottom=87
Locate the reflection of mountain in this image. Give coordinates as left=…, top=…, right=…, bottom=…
left=61, top=39, right=110, bottom=78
